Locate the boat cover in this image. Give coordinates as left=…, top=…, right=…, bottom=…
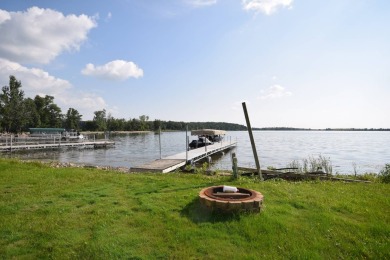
left=191, top=129, right=226, bottom=136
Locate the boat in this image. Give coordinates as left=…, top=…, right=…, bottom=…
left=189, top=129, right=226, bottom=149
left=61, top=130, right=84, bottom=141
left=29, top=128, right=84, bottom=141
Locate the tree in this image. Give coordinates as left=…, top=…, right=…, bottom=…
left=130, top=118, right=140, bottom=131
left=0, top=75, right=27, bottom=133
left=65, top=108, right=82, bottom=130
left=106, top=113, right=126, bottom=131
left=139, top=115, right=149, bottom=131
left=80, top=120, right=97, bottom=131
left=114, top=118, right=126, bottom=131
left=106, top=112, right=115, bottom=131
left=23, top=98, right=40, bottom=130
left=153, top=119, right=162, bottom=131
left=34, top=95, right=48, bottom=126
left=47, top=103, right=63, bottom=127
left=34, top=95, right=63, bottom=127
left=93, top=109, right=107, bottom=131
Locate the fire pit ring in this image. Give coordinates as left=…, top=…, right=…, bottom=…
left=199, top=185, right=264, bottom=212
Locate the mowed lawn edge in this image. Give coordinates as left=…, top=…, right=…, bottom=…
left=0, top=159, right=389, bottom=259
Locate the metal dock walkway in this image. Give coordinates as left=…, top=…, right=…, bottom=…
left=130, top=140, right=237, bottom=173
left=0, top=140, right=115, bottom=152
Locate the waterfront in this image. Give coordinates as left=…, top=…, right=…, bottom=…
left=2, top=131, right=389, bottom=174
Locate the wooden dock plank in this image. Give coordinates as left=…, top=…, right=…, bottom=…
left=131, top=141, right=237, bottom=173
left=165, top=141, right=235, bottom=160
left=130, top=159, right=186, bottom=173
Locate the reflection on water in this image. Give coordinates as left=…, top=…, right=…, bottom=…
left=2, top=131, right=389, bottom=174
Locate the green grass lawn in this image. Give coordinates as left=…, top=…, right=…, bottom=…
left=0, top=159, right=389, bottom=259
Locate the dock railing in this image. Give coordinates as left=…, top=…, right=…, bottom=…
left=0, top=133, right=113, bottom=152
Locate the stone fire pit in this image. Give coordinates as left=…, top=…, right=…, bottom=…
left=199, top=185, right=264, bottom=212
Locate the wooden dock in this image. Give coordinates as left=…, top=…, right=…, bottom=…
left=130, top=140, right=237, bottom=173
left=0, top=140, right=115, bottom=152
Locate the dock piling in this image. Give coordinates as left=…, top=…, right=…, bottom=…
left=159, top=127, right=162, bottom=159
left=242, top=102, right=263, bottom=181
left=186, top=125, right=188, bottom=162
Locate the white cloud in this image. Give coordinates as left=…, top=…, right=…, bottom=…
left=0, top=58, right=107, bottom=119
left=81, top=60, right=144, bottom=80
left=55, top=91, right=107, bottom=119
left=0, top=9, right=11, bottom=24
left=0, top=58, right=71, bottom=95
left=186, top=0, right=218, bottom=7
left=0, top=7, right=97, bottom=64
left=242, top=0, right=293, bottom=15
left=258, top=85, right=292, bottom=99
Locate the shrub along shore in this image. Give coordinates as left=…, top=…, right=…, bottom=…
left=0, top=159, right=389, bottom=259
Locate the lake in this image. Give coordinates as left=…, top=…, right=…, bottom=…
left=3, top=131, right=390, bottom=174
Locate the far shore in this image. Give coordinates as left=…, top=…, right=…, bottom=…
left=81, top=130, right=152, bottom=135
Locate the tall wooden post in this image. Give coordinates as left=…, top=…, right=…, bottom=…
left=159, top=126, right=162, bottom=159
left=242, top=102, right=263, bottom=180
left=232, top=152, right=238, bottom=179
left=185, top=125, right=188, bottom=162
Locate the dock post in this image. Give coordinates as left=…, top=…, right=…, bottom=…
left=186, top=125, right=188, bottom=162
left=242, top=102, right=263, bottom=180
left=232, top=152, right=238, bottom=179
left=159, top=127, right=162, bottom=159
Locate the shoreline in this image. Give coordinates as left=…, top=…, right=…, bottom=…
left=81, top=130, right=152, bottom=135
left=15, top=159, right=130, bottom=173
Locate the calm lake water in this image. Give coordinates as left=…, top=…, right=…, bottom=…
left=3, top=131, right=390, bottom=174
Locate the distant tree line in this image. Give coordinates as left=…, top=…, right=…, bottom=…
left=80, top=114, right=247, bottom=132
left=253, top=127, right=390, bottom=131
left=324, top=128, right=390, bottom=131
left=0, top=75, right=247, bottom=133
left=253, top=127, right=309, bottom=131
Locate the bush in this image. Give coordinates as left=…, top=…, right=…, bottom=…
left=355, top=173, right=379, bottom=182
left=379, top=164, right=390, bottom=183
left=287, top=155, right=333, bottom=174
left=194, top=162, right=209, bottom=174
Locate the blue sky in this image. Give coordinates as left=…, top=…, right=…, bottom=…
left=0, top=0, right=389, bottom=128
